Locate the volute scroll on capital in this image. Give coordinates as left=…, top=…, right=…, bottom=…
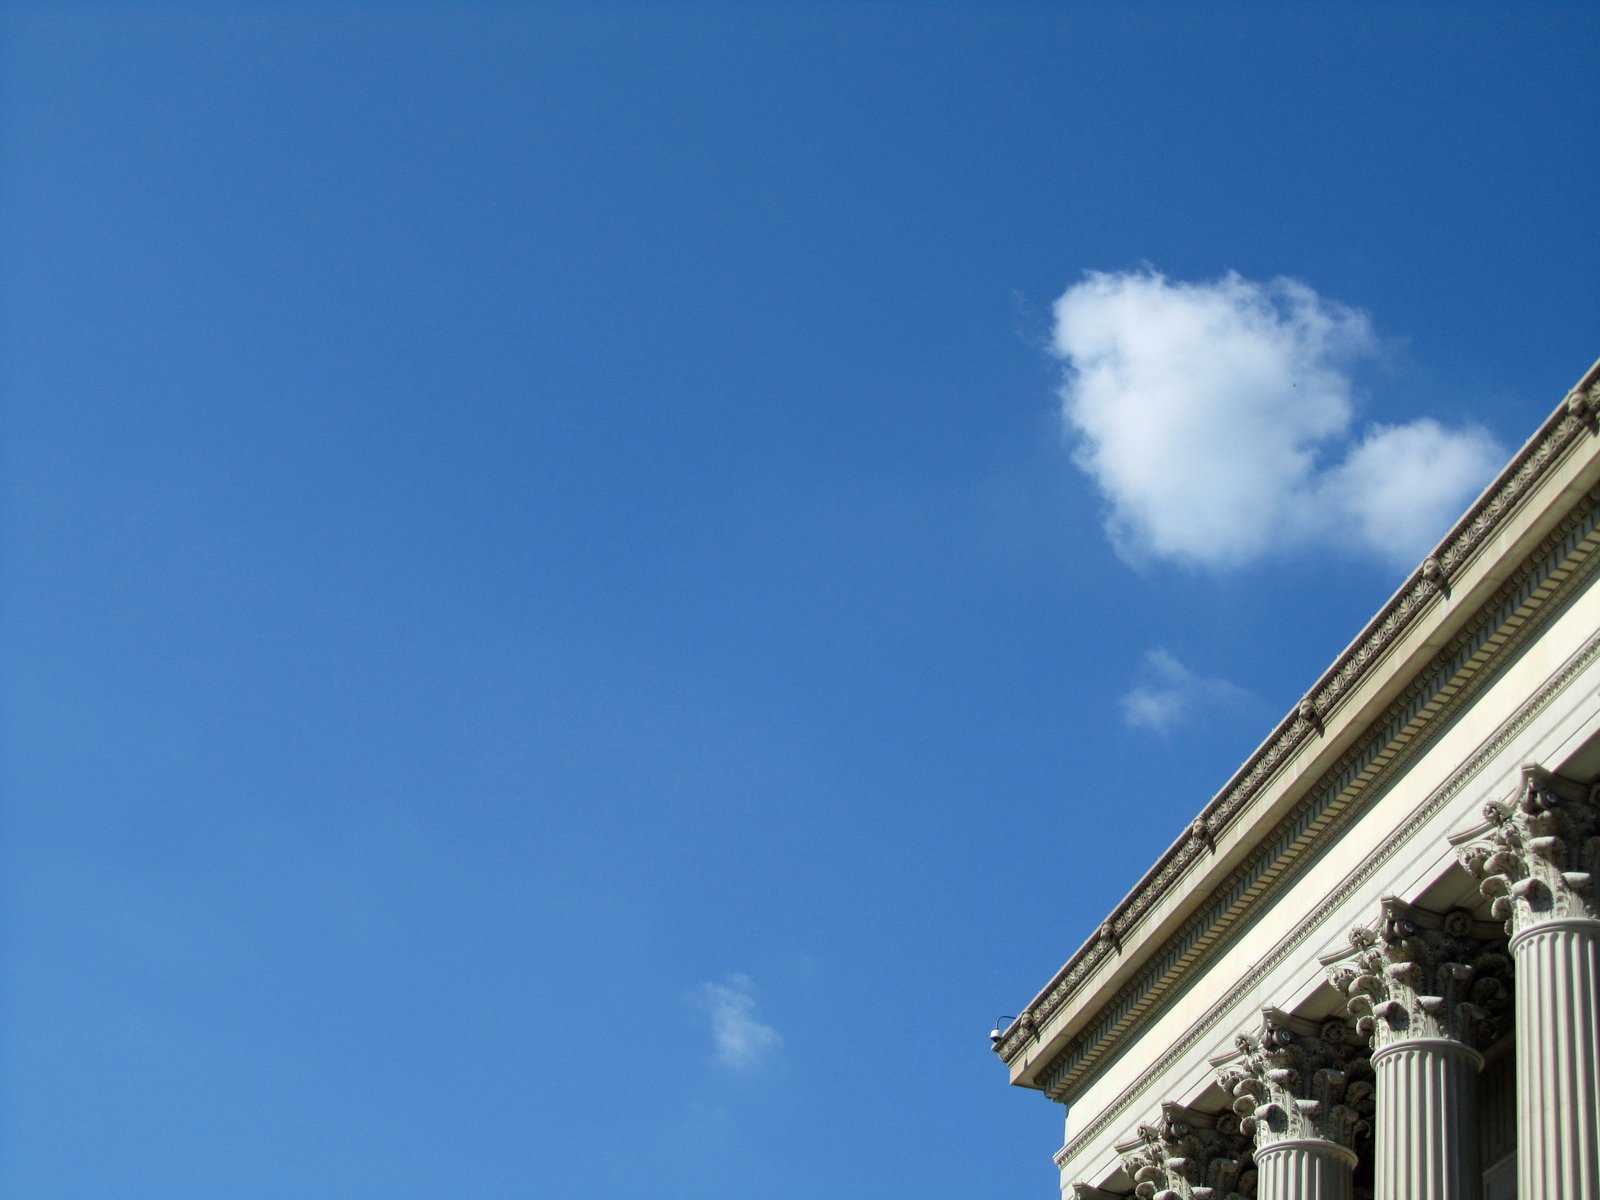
left=1458, top=763, right=1600, bottom=933
left=1216, top=1009, right=1374, bottom=1155
left=1329, top=898, right=1510, bottom=1053
left=1117, top=1101, right=1256, bottom=1200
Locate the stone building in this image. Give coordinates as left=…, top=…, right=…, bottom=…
left=993, top=357, right=1600, bottom=1200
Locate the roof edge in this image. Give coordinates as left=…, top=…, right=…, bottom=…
left=996, top=354, right=1600, bottom=1064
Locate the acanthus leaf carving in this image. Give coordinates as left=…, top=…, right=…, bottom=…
left=1117, top=1102, right=1255, bottom=1200
left=1459, top=764, right=1600, bottom=933
left=1217, top=1010, right=1373, bottom=1154
left=1328, top=900, right=1510, bottom=1052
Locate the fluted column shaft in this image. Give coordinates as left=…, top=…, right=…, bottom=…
left=1512, top=917, right=1600, bottom=1199
left=1460, top=766, right=1600, bottom=1199
left=1370, top=1038, right=1481, bottom=1200
left=1254, top=1139, right=1355, bottom=1200
left=1333, top=900, right=1509, bottom=1200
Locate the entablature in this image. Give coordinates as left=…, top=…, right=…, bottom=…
left=998, top=359, right=1600, bottom=1109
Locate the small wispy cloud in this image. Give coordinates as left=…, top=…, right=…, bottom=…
left=1051, top=269, right=1503, bottom=569
left=1120, top=649, right=1252, bottom=734
left=696, top=974, right=780, bottom=1071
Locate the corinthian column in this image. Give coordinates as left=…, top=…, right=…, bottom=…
left=1460, top=763, right=1600, bottom=1200
left=1217, top=1010, right=1372, bottom=1200
left=1117, top=1101, right=1256, bottom=1200
left=1330, top=900, right=1509, bottom=1200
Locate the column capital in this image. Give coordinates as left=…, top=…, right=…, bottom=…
left=1117, top=1101, right=1256, bottom=1200
left=1329, top=898, right=1510, bottom=1054
left=1459, top=762, right=1600, bottom=932
left=1217, top=1009, right=1374, bottom=1157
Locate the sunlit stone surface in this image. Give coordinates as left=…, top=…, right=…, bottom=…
left=995, top=358, right=1600, bottom=1200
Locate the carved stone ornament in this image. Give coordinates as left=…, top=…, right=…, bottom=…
left=1328, top=899, right=1510, bottom=1052
left=1458, top=763, right=1600, bottom=933
left=1568, top=381, right=1600, bottom=430
left=1117, top=1102, right=1256, bottom=1200
left=1099, top=920, right=1123, bottom=953
left=1001, top=372, right=1600, bottom=1077
left=1217, top=1009, right=1374, bottom=1154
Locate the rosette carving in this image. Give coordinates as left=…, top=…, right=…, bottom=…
left=1217, top=1010, right=1373, bottom=1153
left=1329, top=899, right=1510, bottom=1051
left=1117, top=1102, right=1255, bottom=1200
left=1459, top=763, right=1600, bottom=932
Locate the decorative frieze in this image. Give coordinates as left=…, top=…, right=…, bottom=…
left=1217, top=1010, right=1374, bottom=1155
left=1024, top=364, right=1600, bottom=1200
left=1047, top=627, right=1600, bottom=1170
left=1459, top=763, right=1600, bottom=932
left=1118, top=1102, right=1256, bottom=1200
left=998, top=365, right=1600, bottom=1073
left=1329, top=899, right=1510, bottom=1053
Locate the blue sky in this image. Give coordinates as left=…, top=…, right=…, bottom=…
left=2, top=4, right=1596, bottom=1197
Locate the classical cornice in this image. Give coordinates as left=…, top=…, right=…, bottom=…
left=1053, top=623, right=1600, bottom=1170
left=997, top=356, right=1600, bottom=1072
left=1045, top=514, right=1600, bottom=1095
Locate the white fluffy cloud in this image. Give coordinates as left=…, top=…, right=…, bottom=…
left=1051, top=270, right=1503, bottom=569
left=1320, top=418, right=1505, bottom=566
left=697, top=974, right=781, bottom=1070
left=1120, top=649, right=1252, bottom=734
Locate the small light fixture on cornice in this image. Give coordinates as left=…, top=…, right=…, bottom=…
left=989, top=1015, right=1017, bottom=1046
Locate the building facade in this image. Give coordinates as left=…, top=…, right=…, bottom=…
left=994, top=358, right=1600, bottom=1200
